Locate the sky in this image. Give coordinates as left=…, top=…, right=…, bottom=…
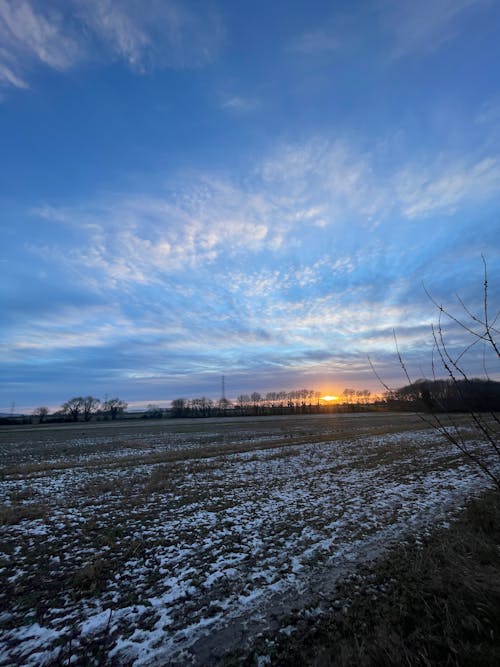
left=1, top=0, right=500, bottom=413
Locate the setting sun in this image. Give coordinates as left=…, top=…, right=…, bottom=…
left=321, top=395, right=338, bottom=402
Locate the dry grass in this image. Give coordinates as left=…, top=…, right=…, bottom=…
left=240, top=489, right=500, bottom=667
left=0, top=502, right=49, bottom=525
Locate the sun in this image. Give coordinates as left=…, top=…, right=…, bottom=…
left=321, top=395, right=338, bottom=402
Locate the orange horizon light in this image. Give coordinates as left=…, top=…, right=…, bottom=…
left=321, top=395, right=338, bottom=402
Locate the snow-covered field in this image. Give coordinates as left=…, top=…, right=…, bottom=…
left=0, top=413, right=495, bottom=665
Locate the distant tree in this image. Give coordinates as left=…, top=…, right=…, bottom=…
left=102, top=397, right=127, bottom=420
left=33, top=406, right=49, bottom=423
left=189, top=398, right=202, bottom=415
left=200, top=397, right=214, bottom=417
left=145, top=404, right=163, bottom=418
left=299, top=388, right=309, bottom=404
left=218, top=397, right=232, bottom=413
left=265, top=392, right=277, bottom=408
left=82, top=396, right=100, bottom=422
left=342, top=388, right=355, bottom=405
left=251, top=392, right=261, bottom=414
left=277, top=391, right=288, bottom=406
left=188, top=398, right=213, bottom=417
left=236, top=394, right=249, bottom=408
left=171, top=398, right=188, bottom=417
left=62, top=397, right=84, bottom=421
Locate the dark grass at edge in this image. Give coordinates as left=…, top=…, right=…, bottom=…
left=231, top=489, right=500, bottom=667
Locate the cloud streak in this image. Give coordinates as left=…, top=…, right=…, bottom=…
left=291, top=28, right=339, bottom=54
left=0, top=0, right=222, bottom=92
left=381, top=0, right=491, bottom=57
left=31, top=137, right=500, bottom=299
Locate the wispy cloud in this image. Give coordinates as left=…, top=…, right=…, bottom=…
left=291, top=28, right=339, bottom=54
left=0, top=0, right=81, bottom=89
left=220, top=95, right=259, bottom=112
left=32, top=179, right=278, bottom=288
left=394, top=156, right=500, bottom=218
left=0, top=0, right=222, bottom=92
left=77, top=0, right=222, bottom=71
left=381, top=0, right=491, bottom=57
left=33, top=137, right=500, bottom=293
left=0, top=60, right=28, bottom=89
left=475, top=96, right=500, bottom=126
left=8, top=134, right=498, bottom=406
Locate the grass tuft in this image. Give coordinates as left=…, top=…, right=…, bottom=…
left=0, top=502, right=48, bottom=525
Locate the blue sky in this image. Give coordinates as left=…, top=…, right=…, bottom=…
left=1, top=0, right=500, bottom=412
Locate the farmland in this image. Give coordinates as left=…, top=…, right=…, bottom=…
left=0, top=413, right=496, bottom=666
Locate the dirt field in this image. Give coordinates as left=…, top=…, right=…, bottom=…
left=0, top=413, right=495, bottom=665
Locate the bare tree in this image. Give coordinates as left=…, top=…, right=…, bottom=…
left=61, top=397, right=84, bottom=422
left=236, top=394, right=250, bottom=410
left=82, top=396, right=100, bottom=422
left=33, top=406, right=49, bottom=423
left=171, top=398, right=187, bottom=417
left=218, top=397, right=232, bottom=413
left=102, top=397, right=127, bottom=420
left=145, top=404, right=163, bottom=419
left=251, top=392, right=261, bottom=414
left=342, top=388, right=355, bottom=406
left=371, top=257, right=500, bottom=489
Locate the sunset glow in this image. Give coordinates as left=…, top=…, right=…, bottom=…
left=321, top=395, right=338, bottom=402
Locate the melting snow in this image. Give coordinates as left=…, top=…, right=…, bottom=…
left=0, top=415, right=497, bottom=665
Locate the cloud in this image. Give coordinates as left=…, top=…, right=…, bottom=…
left=381, top=0, right=491, bottom=57
left=475, top=97, right=500, bottom=127
left=220, top=95, right=259, bottom=112
left=0, top=61, right=28, bottom=89
left=77, top=0, right=151, bottom=71
left=0, top=0, right=222, bottom=92
left=292, top=28, right=339, bottom=54
left=5, top=134, right=499, bottom=408
left=259, top=139, right=384, bottom=224
left=394, top=157, right=500, bottom=218
left=32, top=137, right=500, bottom=295
left=259, top=138, right=500, bottom=225
left=0, top=0, right=81, bottom=89
left=77, top=0, right=222, bottom=71
left=32, top=177, right=283, bottom=289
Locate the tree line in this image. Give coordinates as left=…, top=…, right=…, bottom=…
left=384, top=378, right=500, bottom=413
left=5, top=379, right=498, bottom=426
left=31, top=396, right=128, bottom=423
left=171, top=387, right=374, bottom=418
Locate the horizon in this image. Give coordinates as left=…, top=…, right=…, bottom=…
left=5, top=386, right=388, bottom=417
left=1, top=0, right=500, bottom=413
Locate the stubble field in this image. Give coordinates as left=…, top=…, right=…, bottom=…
left=0, top=413, right=495, bottom=665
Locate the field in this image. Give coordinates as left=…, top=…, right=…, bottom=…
left=0, top=413, right=496, bottom=666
